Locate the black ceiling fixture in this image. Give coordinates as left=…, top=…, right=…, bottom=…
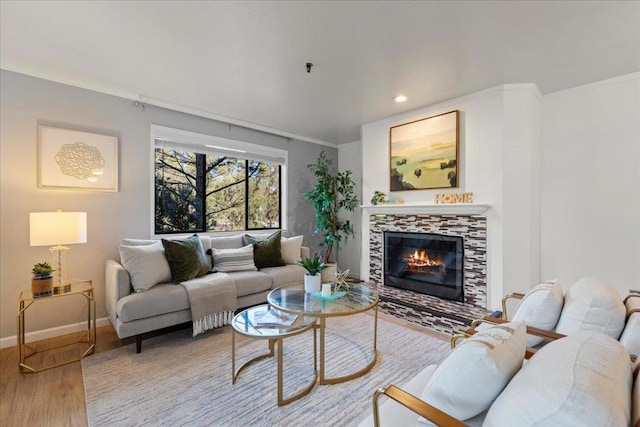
left=305, top=62, right=313, bottom=73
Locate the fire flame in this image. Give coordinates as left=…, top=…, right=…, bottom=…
left=406, top=250, right=443, bottom=268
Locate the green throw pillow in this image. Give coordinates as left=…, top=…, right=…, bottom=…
left=161, top=235, right=210, bottom=282
left=242, top=230, right=285, bottom=269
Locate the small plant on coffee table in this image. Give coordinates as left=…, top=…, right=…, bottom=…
left=298, top=255, right=327, bottom=276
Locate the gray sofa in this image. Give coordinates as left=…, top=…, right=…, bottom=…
left=106, top=234, right=309, bottom=352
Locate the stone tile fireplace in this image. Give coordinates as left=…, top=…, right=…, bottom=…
left=363, top=204, right=491, bottom=335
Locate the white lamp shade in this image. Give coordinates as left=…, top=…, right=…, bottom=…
left=30, top=212, right=87, bottom=246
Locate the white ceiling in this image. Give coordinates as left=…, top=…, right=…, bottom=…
left=1, top=1, right=639, bottom=145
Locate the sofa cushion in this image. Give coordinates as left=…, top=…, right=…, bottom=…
left=116, top=283, right=190, bottom=322
left=243, top=230, right=286, bottom=269
left=123, top=236, right=211, bottom=250
left=281, top=235, right=304, bottom=265
left=209, top=234, right=244, bottom=250
left=161, top=235, right=210, bottom=282
left=212, top=245, right=257, bottom=272
left=262, top=264, right=306, bottom=288
left=484, top=331, right=632, bottom=427
left=119, top=242, right=172, bottom=292
left=511, top=279, right=563, bottom=346
left=554, top=277, right=626, bottom=338
left=121, top=238, right=156, bottom=246
left=633, top=370, right=640, bottom=427
left=225, top=270, right=272, bottom=297
left=417, top=321, right=526, bottom=424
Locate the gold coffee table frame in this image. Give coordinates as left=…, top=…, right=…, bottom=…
left=231, top=305, right=318, bottom=406
left=17, top=280, right=96, bottom=373
left=268, top=283, right=379, bottom=385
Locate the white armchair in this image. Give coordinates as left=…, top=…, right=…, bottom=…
left=470, top=277, right=634, bottom=353
left=361, top=329, right=637, bottom=427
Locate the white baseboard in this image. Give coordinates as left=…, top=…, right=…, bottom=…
left=0, top=317, right=111, bottom=349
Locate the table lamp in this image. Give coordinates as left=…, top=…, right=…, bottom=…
left=30, top=211, right=87, bottom=294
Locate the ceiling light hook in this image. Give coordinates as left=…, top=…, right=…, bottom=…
left=305, top=62, right=313, bottom=73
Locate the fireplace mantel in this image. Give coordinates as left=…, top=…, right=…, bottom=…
left=361, top=203, right=490, bottom=216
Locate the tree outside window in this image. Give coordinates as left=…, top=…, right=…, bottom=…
left=155, top=148, right=280, bottom=234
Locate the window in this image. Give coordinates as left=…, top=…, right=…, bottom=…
left=151, top=125, right=287, bottom=235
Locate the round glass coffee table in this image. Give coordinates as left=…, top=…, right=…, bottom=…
left=231, top=304, right=317, bottom=406
left=267, top=283, right=379, bottom=385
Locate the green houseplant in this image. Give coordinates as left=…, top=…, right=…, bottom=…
left=298, top=255, right=327, bottom=293
left=31, top=262, right=55, bottom=298
left=304, top=151, right=359, bottom=266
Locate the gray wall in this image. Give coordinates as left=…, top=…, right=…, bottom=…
left=0, top=70, right=335, bottom=341
left=338, top=141, right=362, bottom=278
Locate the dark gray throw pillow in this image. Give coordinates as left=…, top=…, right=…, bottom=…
left=242, top=230, right=285, bottom=269
left=161, top=235, right=210, bottom=282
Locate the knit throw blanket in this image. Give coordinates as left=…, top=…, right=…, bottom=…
left=180, top=274, right=238, bottom=337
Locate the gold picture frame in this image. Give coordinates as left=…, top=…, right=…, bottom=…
left=389, top=110, right=459, bottom=191
left=38, top=125, right=119, bottom=192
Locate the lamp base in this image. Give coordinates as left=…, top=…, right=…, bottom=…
left=53, top=284, right=71, bottom=294
left=50, top=245, right=71, bottom=294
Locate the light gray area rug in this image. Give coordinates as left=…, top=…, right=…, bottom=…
left=82, top=313, right=450, bottom=426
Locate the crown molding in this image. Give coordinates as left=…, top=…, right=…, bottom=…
left=0, top=63, right=336, bottom=148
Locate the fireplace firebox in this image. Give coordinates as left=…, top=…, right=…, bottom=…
left=384, top=231, right=464, bottom=302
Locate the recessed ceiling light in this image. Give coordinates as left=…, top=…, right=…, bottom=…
left=394, top=95, right=407, bottom=103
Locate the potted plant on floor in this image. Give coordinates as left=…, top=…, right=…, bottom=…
left=298, top=255, right=326, bottom=293
left=304, top=151, right=359, bottom=280
left=31, top=262, right=54, bottom=298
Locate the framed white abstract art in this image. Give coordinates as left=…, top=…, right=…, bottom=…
left=38, top=125, right=118, bottom=192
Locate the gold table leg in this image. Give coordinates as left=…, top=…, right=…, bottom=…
left=232, top=325, right=318, bottom=406
left=319, top=305, right=379, bottom=385
left=232, top=333, right=275, bottom=384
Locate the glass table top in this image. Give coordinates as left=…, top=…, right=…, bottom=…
left=268, top=283, right=378, bottom=317
left=19, top=280, right=93, bottom=302
left=232, top=304, right=316, bottom=338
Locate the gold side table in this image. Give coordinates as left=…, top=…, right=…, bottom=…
left=18, top=280, right=96, bottom=373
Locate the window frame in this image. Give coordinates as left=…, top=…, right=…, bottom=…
left=150, top=124, right=288, bottom=237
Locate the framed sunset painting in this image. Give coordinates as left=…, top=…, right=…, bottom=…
left=389, top=110, right=459, bottom=191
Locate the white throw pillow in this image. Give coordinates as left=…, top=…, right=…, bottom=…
left=417, top=321, right=526, bottom=424
left=212, top=244, right=257, bottom=272
left=484, top=331, right=632, bottom=427
left=280, top=235, right=303, bottom=265
left=119, top=242, right=172, bottom=292
left=511, top=279, right=564, bottom=346
left=554, top=277, right=626, bottom=338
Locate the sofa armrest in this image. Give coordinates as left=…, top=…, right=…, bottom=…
left=105, top=259, right=132, bottom=326
left=373, top=386, right=468, bottom=427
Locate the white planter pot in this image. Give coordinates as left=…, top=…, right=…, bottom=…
left=321, top=263, right=337, bottom=282
left=304, top=274, right=322, bottom=293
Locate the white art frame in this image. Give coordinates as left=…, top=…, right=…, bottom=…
left=38, top=125, right=119, bottom=192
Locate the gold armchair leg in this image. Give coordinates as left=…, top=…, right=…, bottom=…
left=373, top=387, right=386, bottom=427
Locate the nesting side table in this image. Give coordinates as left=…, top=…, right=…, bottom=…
left=17, top=279, right=96, bottom=373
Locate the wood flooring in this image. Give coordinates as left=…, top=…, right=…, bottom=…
left=0, top=326, right=132, bottom=427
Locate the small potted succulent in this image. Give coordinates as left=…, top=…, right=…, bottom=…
left=298, top=255, right=327, bottom=293
left=31, top=262, right=54, bottom=298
